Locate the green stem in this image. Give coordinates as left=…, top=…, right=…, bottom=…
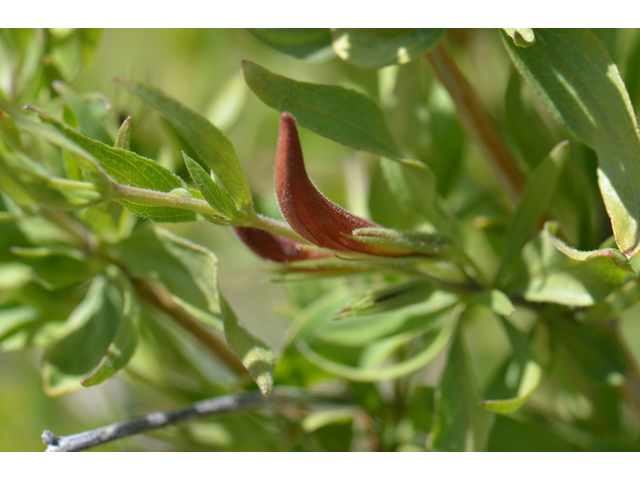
left=247, top=213, right=304, bottom=242
left=113, top=184, right=220, bottom=216
left=112, top=184, right=302, bottom=241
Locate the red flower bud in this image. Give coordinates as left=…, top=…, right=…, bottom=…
left=275, top=113, right=411, bottom=257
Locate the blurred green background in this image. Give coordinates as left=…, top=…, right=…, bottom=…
left=3, top=28, right=640, bottom=451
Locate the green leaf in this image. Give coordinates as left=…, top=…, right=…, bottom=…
left=246, top=29, right=335, bottom=62
left=0, top=305, right=40, bottom=347
left=114, top=77, right=253, bottom=213
left=241, top=60, right=404, bottom=160
left=496, top=141, right=570, bottom=284
left=321, top=292, right=459, bottom=346
left=38, top=112, right=197, bottom=223
left=109, top=226, right=221, bottom=325
left=487, top=416, right=581, bottom=452
left=114, top=116, right=132, bottom=150
left=219, top=292, right=276, bottom=399
left=470, top=289, right=515, bottom=317
left=302, top=409, right=354, bottom=452
left=581, top=277, right=640, bottom=322
left=368, top=160, right=416, bottom=230
left=503, top=29, right=536, bottom=48
left=378, top=157, right=452, bottom=231
left=11, top=247, right=95, bottom=289
left=481, top=317, right=541, bottom=414
left=81, top=289, right=138, bottom=387
left=509, top=226, right=632, bottom=306
left=430, top=322, right=494, bottom=451
left=204, top=71, right=248, bottom=132
left=182, top=152, right=238, bottom=221
left=427, top=81, right=466, bottom=196
left=503, top=29, right=640, bottom=258
left=546, top=222, right=635, bottom=273
left=331, top=29, right=444, bottom=68
left=504, top=72, right=557, bottom=169
left=297, top=305, right=459, bottom=382
left=2, top=100, right=111, bottom=185
left=42, top=276, right=128, bottom=395
left=334, top=278, right=435, bottom=319
left=551, top=322, right=628, bottom=387
left=53, top=81, right=112, bottom=145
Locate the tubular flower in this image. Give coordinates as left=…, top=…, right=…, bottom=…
left=275, top=112, right=411, bottom=257
left=232, top=226, right=330, bottom=263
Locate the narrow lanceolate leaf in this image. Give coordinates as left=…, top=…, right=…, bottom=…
left=114, top=77, right=253, bottom=213
left=242, top=61, right=404, bottom=161
left=81, top=289, right=138, bottom=387
left=431, top=322, right=494, bottom=452
left=232, top=227, right=331, bottom=263
left=545, top=222, right=635, bottom=273
left=503, top=29, right=536, bottom=48
left=183, top=152, right=238, bottom=220
left=219, top=292, right=276, bottom=399
left=114, top=116, right=132, bottom=150
left=275, top=113, right=411, bottom=257
left=246, top=29, right=335, bottom=62
left=503, top=29, right=640, bottom=258
left=331, top=28, right=444, bottom=68
left=36, top=111, right=196, bottom=222
left=496, top=141, right=570, bottom=284
left=481, top=317, right=541, bottom=414
left=335, top=278, right=435, bottom=319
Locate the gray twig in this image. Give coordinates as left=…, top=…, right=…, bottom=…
left=42, top=389, right=340, bottom=452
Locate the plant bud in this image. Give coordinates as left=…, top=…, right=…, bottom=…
left=275, top=113, right=411, bottom=257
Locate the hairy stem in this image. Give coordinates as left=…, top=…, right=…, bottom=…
left=113, top=184, right=301, bottom=241
left=113, top=183, right=221, bottom=216
left=247, top=212, right=305, bottom=242
left=425, top=41, right=525, bottom=205
left=42, top=388, right=347, bottom=452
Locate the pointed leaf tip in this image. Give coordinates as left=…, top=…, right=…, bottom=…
left=275, top=113, right=410, bottom=257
